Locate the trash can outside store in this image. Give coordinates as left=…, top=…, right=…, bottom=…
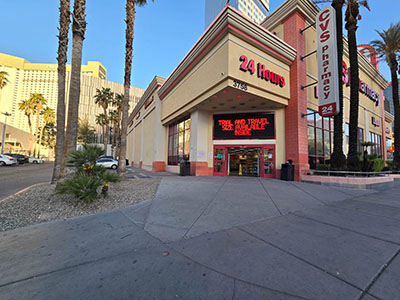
left=180, top=161, right=191, bottom=176
left=280, top=161, right=294, bottom=181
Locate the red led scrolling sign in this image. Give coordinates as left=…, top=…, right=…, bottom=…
left=218, top=118, right=270, bottom=136
left=214, top=113, right=275, bottom=139
left=239, top=55, right=286, bottom=88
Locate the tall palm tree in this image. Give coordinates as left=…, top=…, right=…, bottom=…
left=0, top=71, right=9, bottom=108
left=371, top=22, right=400, bottom=169
left=18, top=98, right=35, bottom=155
left=112, top=93, right=124, bottom=158
left=64, top=0, right=87, bottom=159
left=118, top=0, right=153, bottom=175
left=94, top=87, right=114, bottom=154
left=109, top=109, right=119, bottom=157
left=330, top=0, right=347, bottom=170
left=345, top=0, right=370, bottom=170
left=31, top=94, right=47, bottom=157
left=78, top=117, right=95, bottom=144
left=37, top=107, right=56, bottom=158
left=95, top=113, right=107, bottom=148
left=52, top=0, right=71, bottom=184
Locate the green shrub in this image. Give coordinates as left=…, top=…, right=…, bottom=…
left=56, top=172, right=102, bottom=203
left=67, top=144, right=104, bottom=170
left=316, top=164, right=330, bottom=171
left=371, top=159, right=385, bottom=172
left=56, top=144, right=120, bottom=203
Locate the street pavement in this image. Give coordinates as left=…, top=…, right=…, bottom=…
left=0, top=162, right=53, bottom=200
left=1, top=175, right=400, bottom=299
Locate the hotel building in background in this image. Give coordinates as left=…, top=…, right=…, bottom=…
left=205, top=0, right=270, bottom=28
left=0, top=53, right=144, bottom=154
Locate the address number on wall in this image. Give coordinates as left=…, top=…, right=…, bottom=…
left=233, top=80, right=247, bottom=91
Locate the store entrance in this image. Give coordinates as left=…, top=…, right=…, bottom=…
left=227, top=147, right=260, bottom=177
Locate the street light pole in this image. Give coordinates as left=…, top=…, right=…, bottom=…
left=1, top=112, right=12, bottom=154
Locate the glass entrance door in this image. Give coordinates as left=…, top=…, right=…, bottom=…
left=213, top=146, right=227, bottom=176
left=261, top=146, right=275, bottom=178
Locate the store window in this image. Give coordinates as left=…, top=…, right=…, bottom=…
left=168, top=117, right=191, bottom=165
left=345, top=124, right=364, bottom=154
left=369, top=132, right=382, bottom=157
left=307, top=109, right=333, bottom=169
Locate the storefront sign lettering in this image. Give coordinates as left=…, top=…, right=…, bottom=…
left=214, top=113, right=275, bottom=139
left=239, top=55, right=285, bottom=87
left=316, top=6, right=339, bottom=117
left=372, top=116, right=380, bottom=127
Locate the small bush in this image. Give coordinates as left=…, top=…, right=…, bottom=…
left=56, top=172, right=103, bottom=203
left=371, top=159, right=385, bottom=172
left=56, top=144, right=120, bottom=203
left=316, top=164, right=330, bottom=171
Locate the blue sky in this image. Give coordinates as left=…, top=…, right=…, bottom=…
left=0, top=0, right=398, bottom=90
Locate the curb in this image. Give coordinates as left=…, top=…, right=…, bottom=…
left=0, top=182, right=50, bottom=204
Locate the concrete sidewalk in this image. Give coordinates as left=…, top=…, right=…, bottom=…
left=1, top=177, right=400, bottom=299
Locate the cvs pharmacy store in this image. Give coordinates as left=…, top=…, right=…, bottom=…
left=127, top=0, right=388, bottom=181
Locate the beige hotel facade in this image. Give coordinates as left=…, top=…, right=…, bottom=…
left=127, top=0, right=391, bottom=181
left=0, top=53, right=144, bottom=153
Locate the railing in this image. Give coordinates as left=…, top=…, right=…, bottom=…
left=306, top=170, right=399, bottom=177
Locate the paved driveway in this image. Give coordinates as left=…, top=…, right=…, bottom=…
left=1, top=176, right=400, bottom=299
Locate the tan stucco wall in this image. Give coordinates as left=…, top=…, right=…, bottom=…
left=142, top=109, right=155, bottom=166
left=134, top=121, right=142, bottom=164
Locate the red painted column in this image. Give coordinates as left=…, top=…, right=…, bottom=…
left=282, top=11, right=309, bottom=181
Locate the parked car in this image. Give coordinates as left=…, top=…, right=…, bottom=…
left=99, top=155, right=114, bottom=160
left=4, top=153, right=29, bottom=164
left=96, top=158, right=118, bottom=169
left=29, top=157, right=44, bottom=164
left=0, top=154, right=18, bottom=166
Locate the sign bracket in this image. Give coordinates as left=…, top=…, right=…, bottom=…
left=300, top=81, right=318, bottom=91
left=300, top=50, right=316, bottom=61
left=299, top=22, right=316, bottom=35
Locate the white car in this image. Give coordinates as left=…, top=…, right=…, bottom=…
left=96, top=158, right=118, bottom=169
left=29, top=157, right=44, bottom=164
left=0, top=154, right=18, bottom=166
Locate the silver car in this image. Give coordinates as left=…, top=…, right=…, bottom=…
left=0, top=154, right=18, bottom=166
left=29, top=157, right=44, bottom=164
left=96, top=158, right=118, bottom=169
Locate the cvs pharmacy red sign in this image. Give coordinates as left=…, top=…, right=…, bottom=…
left=316, top=6, right=339, bottom=117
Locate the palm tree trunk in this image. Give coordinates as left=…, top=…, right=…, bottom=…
left=37, top=124, right=46, bottom=158
left=33, top=107, right=41, bottom=157
left=28, top=117, right=33, bottom=156
left=104, top=122, right=109, bottom=155
left=330, top=0, right=346, bottom=170
left=52, top=0, right=70, bottom=183
left=118, top=0, right=135, bottom=176
left=390, top=56, right=400, bottom=168
left=346, top=21, right=360, bottom=170
left=63, top=0, right=86, bottom=160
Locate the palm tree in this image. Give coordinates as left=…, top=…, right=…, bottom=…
left=95, top=113, right=107, bottom=149
left=371, top=22, right=400, bottom=169
left=330, top=0, right=347, bottom=170
left=345, top=0, right=370, bottom=170
left=31, top=94, right=47, bottom=157
left=64, top=0, right=87, bottom=159
left=52, top=0, right=71, bottom=184
left=112, top=93, right=124, bottom=158
left=37, top=107, right=56, bottom=158
left=109, top=109, right=119, bottom=157
left=94, top=87, right=114, bottom=154
left=18, top=98, right=35, bottom=155
left=118, top=0, right=153, bottom=175
left=78, top=117, right=96, bottom=144
left=0, top=71, right=9, bottom=108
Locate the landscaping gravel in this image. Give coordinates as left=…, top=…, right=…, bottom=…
left=0, top=178, right=160, bottom=232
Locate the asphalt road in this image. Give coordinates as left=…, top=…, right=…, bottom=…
left=0, top=162, right=53, bottom=200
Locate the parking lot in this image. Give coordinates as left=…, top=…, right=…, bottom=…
left=0, top=162, right=53, bottom=201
